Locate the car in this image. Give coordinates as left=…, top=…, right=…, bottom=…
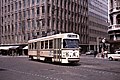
left=85, top=50, right=95, bottom=55
left=108, top=51, right=120, bottom=61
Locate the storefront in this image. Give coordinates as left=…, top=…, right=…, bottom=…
left=22, top=46, right=28, bottom=55
left=0, top=44, right=27, bottom=56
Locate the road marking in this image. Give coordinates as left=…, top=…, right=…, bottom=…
left=0, top=67, right=63, bottom=80
left=57, top=72, right=87, bottom=78
left=51, top=65, right=119, bottom=76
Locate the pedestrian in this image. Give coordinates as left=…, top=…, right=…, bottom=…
left=103, top=50, right=108, bottom=59
left=101, top=53, right=104, bottom=58
left=94, top=51, right=98, bottom=57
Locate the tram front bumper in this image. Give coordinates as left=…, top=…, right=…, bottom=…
left=68, top=58, right=80, bottom=62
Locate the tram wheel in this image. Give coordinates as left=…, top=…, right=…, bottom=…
left=45, top=57, right=52, bottom=62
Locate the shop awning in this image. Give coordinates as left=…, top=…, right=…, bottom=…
left=10, top=46, right=19, bottom=49
left=0, top=46, right=20, bottom=50
left=0, top=46, right=13, bottom=50
left=23, top=46, right=28, bottom=49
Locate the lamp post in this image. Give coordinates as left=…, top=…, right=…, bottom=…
left=102, top=38, right=106, bottom=58
left=102, top=38, right=106, bottom=51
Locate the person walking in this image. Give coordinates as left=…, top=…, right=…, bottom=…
left=94, top=51, right=98, bottom=57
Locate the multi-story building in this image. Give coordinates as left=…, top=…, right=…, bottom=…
left=108, top=0, right=120, bottom=51
left=88, top=0, right=109, bottom=52
left=0, top=2, right=1, bottom=44
left=0, top=0, right=88, bottom=51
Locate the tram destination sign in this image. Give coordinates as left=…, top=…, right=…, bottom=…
left=67, top=34, right=77, bottom=38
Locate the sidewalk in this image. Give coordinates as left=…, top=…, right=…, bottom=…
left=81, top=54, right=108, bottom=60
left=0, top=55, right=28, bottom=58
left=80, top=54, right=95, bottom=59
left=95, top=53, right=108, bottom=59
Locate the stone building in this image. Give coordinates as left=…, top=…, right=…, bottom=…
left=108, top=0, right=120, bottom=51
left=0, top=0, right=88, bottom=53
left=88, top=0, right=109, bottom=52
left=0, top=2, right=1, bottom=44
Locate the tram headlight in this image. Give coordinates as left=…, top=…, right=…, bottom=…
left=63, top=55, right=65, bottom=57
left=66, top=52, right=69, bottom=57
left=73, top=52, right=76, bottom=56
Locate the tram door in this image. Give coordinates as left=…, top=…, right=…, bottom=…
left=53, top=38, right=61, bottom=62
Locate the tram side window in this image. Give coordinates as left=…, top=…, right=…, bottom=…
left=49, top=40, right=53, bottom=49
left=37, top=41, right=40, bottom=49
left=41, top=41, right=44, bottom=49
left=63, top=40, right=66, bottom=48
left=35, top=42, right=37, bottom=49
left=30, top=43, right=32, bottom=49
left=28, top=43, right=31, bottom=50
left=32, top=43, right=34, bottom=49
left=45, top=40, right=48, bottom=49
left=54, top=39, right=56, bottom=49
left=58, top=38, right=61, bottom=49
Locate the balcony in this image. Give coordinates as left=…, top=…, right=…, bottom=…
left=110, top=7, right=120, bottom=14
left=108, top=24, right=120, bottom=32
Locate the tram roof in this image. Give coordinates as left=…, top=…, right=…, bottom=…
left=28, top=33, right=79, bottom=43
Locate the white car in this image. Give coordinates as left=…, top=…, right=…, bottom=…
left=108, top=51, right=120, bottom=61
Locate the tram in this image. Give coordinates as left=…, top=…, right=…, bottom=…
left=28, top=33, right=80, bottom=63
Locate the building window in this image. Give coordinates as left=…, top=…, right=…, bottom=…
left=5, top=6, right=7, bottom=13
left=15, top=2, right=17, bottom=10
left=23, top=0, right=26, bottom=7
left=47, top=5, right=50, bottom=14
left=42, top=6, right=45, bottom=13
left=23, top=11, right=26, bottom=18
left=32, top=8, right=35, bottom=17
left=19, top=23, right=22, bottom=30
left=11, top=4, right=14, bottom=11
left=42, top=19, right=45, bottom=26
left=19, top=1, right=21, bottom=9
left=47, top=19, right=50, bottom=26
left=5, top=0, right=7, bottom=3
left=15, top=23, right=18, bottom=32
left=37, top=7, right=40, bottom=15
left=15, top=13, right=17, bottom=20
left=28, top=10, right=30, bottom=18
left=32, top=20, right=35, bottom=27
left=37, top=32, right=39, bottom=35
left=11, top=24, right=14, bottom=32
left=28, top=20, right=31, bottom=28
left=36, top=20, right=40, bottom=27
left=28, top=33, right=30, bottom=40
left=32, top=0, right=34, bottom=5
left=116, top=14, right=120, bottom=24
left=37, top=0, right=40, bottom=3
left=42, top=0, right=45, bottom=3
left=8, top=5, right=10, bottom=12
left=28, top=0, right=30, bottom=6
left=2, top=7, right=3, bottom=15
left=19, top=12, right=22, bottom=21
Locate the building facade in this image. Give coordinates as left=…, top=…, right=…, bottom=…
left=0, top=0, right=88, bottom=51
left=0, top=0, right=1, bottom=45
left=108, top=0, right=120, bottom=51
left=88, top=0, right=109, bottom=52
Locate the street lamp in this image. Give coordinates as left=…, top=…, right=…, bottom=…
left=102, top=38, right=106, bottom=51
left=102, top=38, right=106, bottom=43
left=101, top=38, right=107, bottom=58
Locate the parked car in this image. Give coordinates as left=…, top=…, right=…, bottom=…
left=108, top=51, right=120, bottom=61
left=85, top=50, right=95, bottom=55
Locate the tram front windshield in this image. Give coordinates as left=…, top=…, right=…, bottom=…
left=63, top=39, right=79, bottom=48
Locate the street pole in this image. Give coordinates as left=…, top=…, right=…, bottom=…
left=102, top=38, right=106, bottom=58
left=97, top=37, right=100, bottom=52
